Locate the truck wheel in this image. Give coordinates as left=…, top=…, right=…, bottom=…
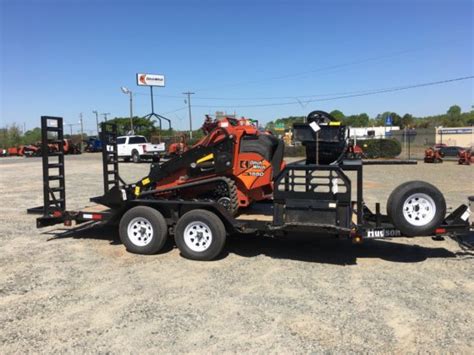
left=387, top=181, right=446, bottom=237
left=132, top=150, right=141, bottom=163
left=119, top=206, right=168, bottom=254
left=174, top=210, right=226, bottom=261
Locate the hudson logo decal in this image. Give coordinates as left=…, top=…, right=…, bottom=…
left=366, top=229, right=402, bottom=238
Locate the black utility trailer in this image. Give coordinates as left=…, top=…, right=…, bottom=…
left=28, top=116, right=472, bottom=261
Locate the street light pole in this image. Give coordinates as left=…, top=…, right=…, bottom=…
left=183, top=92, right=194, bottom=139
left=121, top=87, right=134, bottom=134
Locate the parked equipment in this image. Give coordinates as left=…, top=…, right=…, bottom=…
left=28, top=113, right=471, bottom=261
left=458, top=148, right=474, bottom=165
left=166, top=134, right=189, bottom=157
left=424, top=147, right=444, bottom=163
left=85, top=137, right=103, bottom=152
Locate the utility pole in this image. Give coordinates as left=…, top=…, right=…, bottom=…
left=102, top=113, right=110, bottom=122
left=65, top=123, right=74, bottom=136
left=79, top=113, right=84, bottom=152
left=183, top=92, right=194, bottom=139
left=93, top=110, right=99, bottom=135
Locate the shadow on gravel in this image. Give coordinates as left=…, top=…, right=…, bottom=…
left=41, top=222, right=473, bottom=264
left=42, top=222, right=176, bottom=254
left=226, top=234, right=465, bottom=265
left=43, top=222, right=120, bottom=244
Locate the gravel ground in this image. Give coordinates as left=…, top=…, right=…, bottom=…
left=0, top=154, right=473, bottom=353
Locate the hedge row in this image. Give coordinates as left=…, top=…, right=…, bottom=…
left=359, top=139, right=402, bottom=158
left=283, top=139, right=402, bottom=159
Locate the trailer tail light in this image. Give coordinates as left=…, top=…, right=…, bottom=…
left=142, top=144, right=147, bottom=152
left=52, top=210, right=62, bottom=217
left=82, top=213, right=103, bottom=220
left=435, top=228, right=446, bottom=235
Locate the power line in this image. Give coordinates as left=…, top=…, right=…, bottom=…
left=194, top=42, right=465, bottom=92
left=190, top=75, right=473, bottom=109
left=162, top=106, right=187, bottom=115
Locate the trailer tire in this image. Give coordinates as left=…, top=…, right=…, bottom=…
left=174, top=210, right=226, bottom=261
left=119, top=206, right=168, bottom=254
left=387, top=181, right=446, bottom=237
left=132, top=150, right=141, bottom=163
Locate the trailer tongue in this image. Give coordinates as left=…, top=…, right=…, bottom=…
left=28, top=113, right=471, bottom=260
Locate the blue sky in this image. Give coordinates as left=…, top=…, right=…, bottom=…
left=1, top=0, right=473, bottom=134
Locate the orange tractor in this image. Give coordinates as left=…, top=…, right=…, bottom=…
left=424, top=147, right=444, bottom=163
left=458, top=148, right=474, bottom=165
left=166, top=134, right=189, bottom=157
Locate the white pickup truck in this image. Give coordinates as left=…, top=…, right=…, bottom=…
left=117, top=135, right=165, bottom=163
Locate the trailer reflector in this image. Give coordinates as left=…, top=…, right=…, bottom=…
left=435, top=228, right=446, bottom=234
left=82, top=213, right=103, bottom=220
left=92, top=213, right=103, bottom=220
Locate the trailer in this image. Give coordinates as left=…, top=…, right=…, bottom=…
left=28, top=115, right=472, bottom=261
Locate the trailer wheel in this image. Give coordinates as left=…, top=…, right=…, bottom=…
left=132, top=150, right=141, bottom=163
left=174, top=210, right=226, bottom=261
left=387, top=181, right=446, bottom=237
left=119, top=206, right=168, bottom=254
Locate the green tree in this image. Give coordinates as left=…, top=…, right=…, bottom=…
left=401, top=114, right=414, bottom=128
left=329, top=110, right=345, bottom=121
left=22, top=127, right=42, bottom=145
left=447, top=105, right=461, bottom=116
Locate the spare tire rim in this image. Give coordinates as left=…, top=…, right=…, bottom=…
left=127, top=217, right=154, bottom=246
left=402, top=193, right=436, bottom=227
left=184, top=221, right=213, bottom=252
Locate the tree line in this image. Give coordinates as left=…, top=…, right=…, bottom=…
left=266, top=105, right=474, bottom=131
left=2, top=105, right=473, bottom=149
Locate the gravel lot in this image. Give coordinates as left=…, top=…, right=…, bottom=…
left=1, top=154, right=473, bottom=353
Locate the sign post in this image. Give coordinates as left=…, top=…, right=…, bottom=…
left=137, top=73, right=171, bottom=134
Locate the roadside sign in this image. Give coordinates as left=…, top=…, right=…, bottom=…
left=385, top=115, right=393, bottom=126
left=275, top=122, right=285, bottom=131
left=136, top=73, right=165, bottom=87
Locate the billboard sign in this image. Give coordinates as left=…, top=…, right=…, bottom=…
left=136, top=73, right=165, bottom=87
left=438, top=128, right=472, bottom=135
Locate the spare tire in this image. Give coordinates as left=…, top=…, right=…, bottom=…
left=387, top=181, right=446, bottom=236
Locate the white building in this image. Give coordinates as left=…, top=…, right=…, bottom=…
left=349, top=126, right=400, bottom=139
